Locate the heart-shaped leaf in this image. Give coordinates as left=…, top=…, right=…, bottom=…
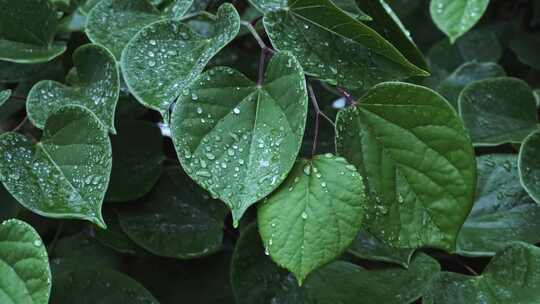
left=250, top=0, right=428, bottom=91
left=437, top=61, right=506, bottom=109
left=0, top=105, right=111, bottom=227
left=0, top=0, right=66, bottom=63
left=27, top=44, right=120, bottom=133
left=348, top=230, right=415, bottom=267
left=50, top=269, right=158, bottom=303
left=171, top=52, right=308, bottom=225
left=86, top=0, right=193, bottom=59
left=459, top=77, right=538, bottom=146
left=519, top=129, right=540, bottom=204
left=336, top=82, right=476, bottom=251
left=257, top=154, right=369, bottom=284
left=425, top=242, right=540, bottom=303
left=121, top=3, right=240, bottom=119
left=430, top=0, right=490, bottom=43
left=117, top=167, right=228, bottom=259
left=457, top=154, right=540, bottom=256
left=105, top=120, right=164, bottom=202
left=0, top=219, right=51, bottom=304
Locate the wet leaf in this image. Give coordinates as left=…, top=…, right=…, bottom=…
left=252, top=0, right=428, bottom=90
left=95, top=210, right=148, bottom=256
left=348, top=230, right=414, bottom=267
left=332, top=0, right=372, bottom=21
left=117, top=167, right=228, bottom=258
left=27, top=44, right=120, bottom=133
left=519, top=129, right=540, bottom=204
left=257, top=154, right=369, bottom=284
left=459, top=77, right=538, bottom=146
left=121, top=3, right=240, bottom=119
left=171, top=52, right=307, bottom=224
left=457, top=154, right=540, bottom=256
left=0, top=89, right=10, bottom=106
left=336, top=82, right=476, bottom=251
left=0, top=0, right=66, bottom=63
left=0, top=106, right=111, bottom=227
left=430, top=0, right=490, bottom=43
left=0, top=219, right=51, bottom=304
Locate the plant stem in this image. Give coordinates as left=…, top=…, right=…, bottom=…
left=10, top=95, right=26, bottom=101
left=337, top=86, right=357, bottom=106
left=308, top=84, right=336, bottom=157
left=12, top=116, right=28, bottom=132
left=257, top=48, right=268, bottom=85
left=47, top=222, right=64, bottom=257
left=241, top=21, right=275, bottom=53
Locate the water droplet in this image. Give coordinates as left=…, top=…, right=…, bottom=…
left=301, top=211, right=308, bottom=219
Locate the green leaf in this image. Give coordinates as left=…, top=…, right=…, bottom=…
left=0, top=89, right=10, bottom=106
left=50, top=269, right=159, bottom=303
left=303, top=253, right=440, bottom=304
left=348, top=230, right=414, bottom=267
left=437, top=61, right=506, bottom=109
left=534, top=89, right=540, bottom=107
left=95, top=210, right=148, bottom=256
left=121, top=3, right=240, bottom=119
left=332, top=0, right=372, bottom=21
left=425, top=242, right=540, bottom=303
left=510, top=33, right=540, bottom=71
left=86, top=0, right=193, bottom=59
left=171, top=52, right=307, bottom=224
left=455, top=29, right=501, bottom=63
left=253, top=0, right=428, bottom=91
left=519, top=129, right=540, bottom=204
left=0, top=219, right=51, bottom=304
left=458, top=77, right=538, bottom=146
left=76, top=0, right=102, bottom=15
left=429, top=0, right=490, bottom=43
left=457, top=154, right=540, bottom=257
left=257, top=154, right=369, bottom=284
left=117, top=167, right=228, bottom=259
left=0, top=106, right=111, bottom=228
left=0, top=0, right=66, bottom=63
left=27, top=44, right=120, bottom=133
left=336, top=82, right=476, bottom=251
left=105, top=120, right=164, bottom=202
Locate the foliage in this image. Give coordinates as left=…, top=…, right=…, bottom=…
left=0, top=0, right=539, bottom=303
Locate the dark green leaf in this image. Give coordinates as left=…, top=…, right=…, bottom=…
left=336, top=82, right=476, bottom=251
left=117, top=167, right=227, bottom=258
left=105, top=120, right=164, bottom=202
left=95, top=210, right=148, bottom=256
left=510, top=33, right=540, bottom=70
left=348, top=230, right=414, bottom=267
left=253, top=0, right=428, bottom=90
left=258, top=154, right=369, bottom=284
left=457, top=154, right=540, bottom=256
left=0, top=0, right=66, bottom=63
left=27, top=44, right=120, bottom=133
left=425, top=242, right=540, bottom=303
left=171, top=52, right=307, bottom=224
left=0, top=89, right=10, bottom=106
left=429, top=0, right=490, bottom=43
left=333, top=0, right=372, bottom=21
left=121, top=3, right=240, bottom=118
left=519, top=129, right=540, bottom=204
left=0, top=219, right=51, bottom=304
left=458, top=77, right=538, bottom=146
left=0, top=106, right=111, bottom=227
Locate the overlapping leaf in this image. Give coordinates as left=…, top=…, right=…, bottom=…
left=519, top=129, right=540, bottom=204
left=258, top=154, right=369, bottom=284
left=121, top=3, right=240, bottom=119
left=336, top=82, right=476, bottom=251
left=0, top=106, right=111, bottom=227
left=0, top=0, right=66, bottom=63
left=171, top=52, right=307, bottom=225
left=348, top=230, right=415, bottom=267
left=430, top=0, right=490, bottom=43
left=27, top=44, right=120, bottom=133
left=251, top=0, right=428, bottom=91
left=0, top=219, right=51, bottom=304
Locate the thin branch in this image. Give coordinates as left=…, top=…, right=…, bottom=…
left=10, top=95, right=27, bottom=101
left=12, top=117, right=28, bottom=132
left=336, top=86, right=357, bottom=106
left=308, top=84, right=336, bottom=157
left=241, top=21, right=275, bottom=53
left=455, top=256, right=479, bottom=276
left=258, top=48, right=269, bottom=85
left=47, top=222, right=64, bottom=257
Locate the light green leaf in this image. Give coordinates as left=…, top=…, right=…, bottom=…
left=0, top=0, right=66, bottom=63
left=425, top=242, right=540, bottom=303
left=50, top=269, right=159, bottom=303
left=303, top=253, right=440, bottom=304
left=348, top=230, right=414, bottom=267
left=171, top=52, right=307, bottom=224
left=0, top=89, right=10, bottom=107
left=27, top=44, right=120, bottom=133
left=0, top=106, right=111, bottom=228
left=458, top=77, right=538, bottom=146
left=457, top=154, right=540, bottom=257
left=430, top=0, right=490, bottom=43
left=332, top=0, right=372, bottom=21
left=121, top=3, right=240, bottom=119
left=86, top=0, right=193, bottom=59
left=105, top=120, right=164, bottom=202
left=117, top=167, right=228, bottom=259
left=0, top=219, right=51, bottom=304
left=336, top=82, right=476, bottom=251
left=519, top=129, right=540, bottom=204
left=76, top=0, right=101, bottom=15
left=437, top=61, right=506, bottom=109
left=253, top=0, right=428, bottom=90
left=258, top=154, right=369, bottom=284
